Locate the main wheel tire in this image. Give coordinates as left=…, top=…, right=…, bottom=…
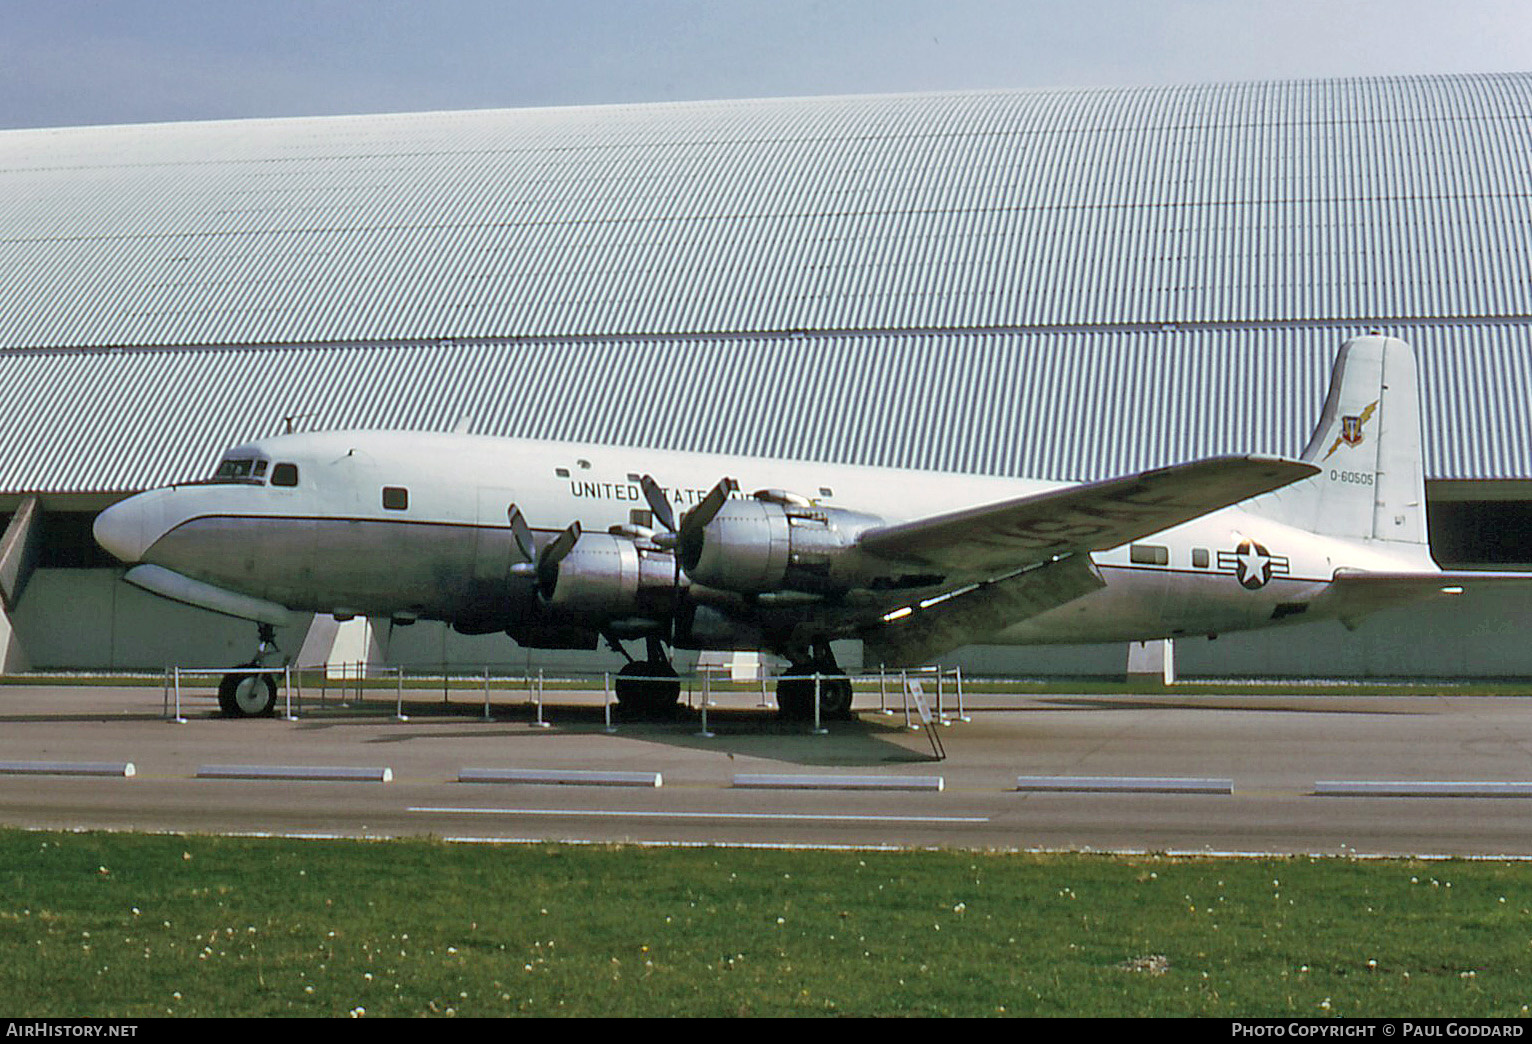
left=218, top=672, right=277, bottom=718
left=820, top=675, right=855, bottom=719
left=776, top=671, right=854, bottom=720
left=613, top=661, right=681, bottom=718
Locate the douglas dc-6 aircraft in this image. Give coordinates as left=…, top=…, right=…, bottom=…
left=93, top=336, right=1525, bottom=718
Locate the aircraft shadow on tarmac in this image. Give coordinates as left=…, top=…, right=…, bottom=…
left=291, top=698, right=943, bottom=766
left=1033, top=696, right=1432, bottom=716
left=0, top=711, right=170, bottom=724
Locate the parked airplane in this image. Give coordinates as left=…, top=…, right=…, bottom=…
left=93, top=336, right=1506, bottom=718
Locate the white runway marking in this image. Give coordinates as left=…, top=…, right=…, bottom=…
left=410, top=806, right=988, bottom=823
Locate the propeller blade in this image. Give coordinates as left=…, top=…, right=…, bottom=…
left=539, top=521, right=581, bottom=570
left=507, top=505, right=536, bottom=563
left=639, top=475, right=677, bottom=533
left=679, top=477, right=738, bottom=538
left=535, top=521, right=581, bottom=598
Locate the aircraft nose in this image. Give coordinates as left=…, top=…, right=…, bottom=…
left=93, top=492, right=162, bottom=564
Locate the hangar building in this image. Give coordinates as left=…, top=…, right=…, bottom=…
left=0, top=72, right=1528, bottom=678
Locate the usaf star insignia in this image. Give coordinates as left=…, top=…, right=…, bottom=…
left=1217, top=540, right=1290, bottom=590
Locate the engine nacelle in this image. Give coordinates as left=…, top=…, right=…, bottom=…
left=678, top=495, right=883, bottom=594
left=539, top=531, right=679, bottom=619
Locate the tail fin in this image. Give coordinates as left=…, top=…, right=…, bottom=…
left=1249, top=336, right=1431, bottom=556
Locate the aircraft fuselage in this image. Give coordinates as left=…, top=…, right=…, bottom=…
left=94, top=428, right=1431, bottom=651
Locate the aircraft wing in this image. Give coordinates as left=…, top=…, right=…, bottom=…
left=863, top=553, right=1106, bottom=667
left=1308, top=568, right=1532, bottom=627
left=858, top=455, right=1318, bottom=575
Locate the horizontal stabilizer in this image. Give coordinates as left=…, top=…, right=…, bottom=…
left=859, top=455, right=1317, bottom=575
left=863, top=553, right=1105, bottom=667
left=1309, top=568, right=1532, bottom=626
left=124, top=564, right=297, bottom=627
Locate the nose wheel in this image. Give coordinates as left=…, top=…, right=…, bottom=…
left=218, top=622, right=284, bottom=718
left=218, top=672, right=277, bottom=717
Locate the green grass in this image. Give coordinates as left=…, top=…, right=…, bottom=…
left=3, top=829, right=1532, bottom=1017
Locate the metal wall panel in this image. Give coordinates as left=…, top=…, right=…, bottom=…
left=0, top=324, right=1526, bottom=495
left=2, top=75, right=1531, bottom=493
left=2, top=75, right=1532, bottom=349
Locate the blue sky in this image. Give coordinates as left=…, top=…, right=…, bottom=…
left=3, top=0, right=1530, bottom=128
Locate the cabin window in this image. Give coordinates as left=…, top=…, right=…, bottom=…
left=271, top=462, right=299, bottom=487
left=382, top=486, right=409, bottom=510
left=1129, top=544, right=1169, bottom=566
left=555, top=467, right=570, bottom=478
left=1192, top=547, right=1210, bottom=568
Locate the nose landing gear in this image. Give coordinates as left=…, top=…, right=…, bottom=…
left=218, top=623, right=284, bottom=718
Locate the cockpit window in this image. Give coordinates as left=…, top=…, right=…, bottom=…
left=211, top=457, right=270, bottom=485
left=214, top=458, right=255, bottom=481
left=271, top=462, right=299, bottom=487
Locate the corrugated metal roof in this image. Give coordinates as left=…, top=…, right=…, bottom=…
left=2, top=74, right=1532, bottom=348
left=0, top=324, right=1525, bottom=494
left=2, top=74, right=1531, bottom=491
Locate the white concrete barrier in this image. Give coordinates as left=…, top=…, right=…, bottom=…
left=1015, top=775, right=1233, bottom=794
left=0, top=760, right=135, bottom=778
left=459, top=768, right=662, bottom=787
left=1315, top=780, right=1532, bottom=797
left=733, top=773, right=944, bottom=791
left=197, top=764, right=392, bottom=782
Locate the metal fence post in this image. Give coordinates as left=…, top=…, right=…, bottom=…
left=531, top=668, right=549, bottom=728
left=697, top=670, right=714, bottom=738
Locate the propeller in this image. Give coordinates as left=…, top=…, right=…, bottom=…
left=640, top=475, right=738, bottom=643
left=506, top=504, right=581, bottom=599
left=641, top=475, right=737, bottom=557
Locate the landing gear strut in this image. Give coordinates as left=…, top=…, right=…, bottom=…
left=611, top=637, right=682, bottom=719
left=775, top=645, right=854, bottom=721
left=218, top=622, right=282, bottom=718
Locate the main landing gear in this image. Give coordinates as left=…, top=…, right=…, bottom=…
left=775, top=644, right=854, bottom=721
left=217, top=623, right=282, bottom=718
left=611, top=636, right=682, bottom=719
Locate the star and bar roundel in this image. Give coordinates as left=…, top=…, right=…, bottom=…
left=1216, top=540, right=1290, bottom=589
